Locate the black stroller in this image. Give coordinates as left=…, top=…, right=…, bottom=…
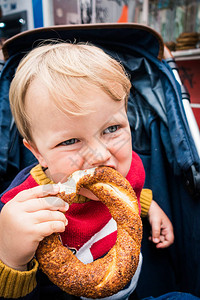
left=0, top=23, right=200, bottom=298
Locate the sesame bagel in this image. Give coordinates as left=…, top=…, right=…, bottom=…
left=36, top=166, right=142, bottom=298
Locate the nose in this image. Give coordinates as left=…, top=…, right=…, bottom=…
left=82, top=140, right=111, bottom=168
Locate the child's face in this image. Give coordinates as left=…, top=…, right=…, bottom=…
left=25, top=79, right=132, bottom=188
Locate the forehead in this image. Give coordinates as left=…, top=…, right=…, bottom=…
left=25, top=77, right=126, bottom=116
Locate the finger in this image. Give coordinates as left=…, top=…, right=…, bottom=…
left=151, top=220, right=162, bottom=243
left=16, top=184, right=60, bottom=202
left=32, top=210, right=68, bottom=226
left=163, top=231, right=174, bottom=245
left=43, top=196, right=69, bottom=211
left=156, top=240, right=171, bottom=249
left=155, top=230, right=174, bottom=248
left=24, top=197, right=69, bottom=213
left=149, top=236, right=168, bottom=248
left=160, top=235, right=165, bottom=243
left=160, top=224, right=174, bottom=244
left=148, top=235, right=160, bottom=243
left=36, top=221, right=66, bottom=239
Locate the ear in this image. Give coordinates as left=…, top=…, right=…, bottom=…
left=23, top=139, right=48, bottom=168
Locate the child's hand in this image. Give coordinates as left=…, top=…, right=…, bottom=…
left=147, top=200, right=174, bottom=248
left=0, top=184, right=68, bottom=271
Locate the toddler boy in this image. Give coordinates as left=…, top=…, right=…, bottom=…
left=0, top=42, right=174, bottom=300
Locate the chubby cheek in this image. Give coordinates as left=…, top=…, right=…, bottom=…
left=47, top=154, right=84, bottom=183
left=117, top=150, right=132, bottom=177
left=114, top=137, right=132, bottom=177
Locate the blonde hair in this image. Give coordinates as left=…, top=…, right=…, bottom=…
left=9, top=42, right=131, bottom=142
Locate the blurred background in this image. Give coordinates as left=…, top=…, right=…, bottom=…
left=0, top=1, right=199, bottom=42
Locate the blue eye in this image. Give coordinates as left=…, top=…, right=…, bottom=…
left=59, top=138, right=79, bottom=146
left=103, top=125, right=119, bottom=134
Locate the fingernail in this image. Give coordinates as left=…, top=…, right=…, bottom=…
left=154, top=238, right=160, bottom=243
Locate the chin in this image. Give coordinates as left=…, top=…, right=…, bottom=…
left=79, top=188, right=99, bottom=201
